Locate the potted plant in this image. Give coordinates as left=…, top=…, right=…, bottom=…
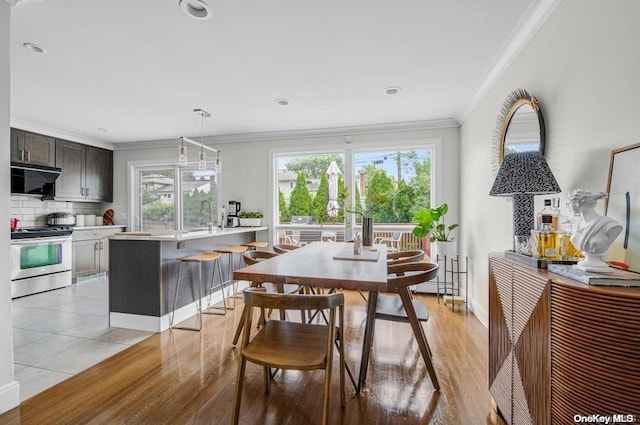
left=412, top=203, right=459, bottom=263
left=238, top=211, right=264, bottom=227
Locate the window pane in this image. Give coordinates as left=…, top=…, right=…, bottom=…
left=353, top=150, right=432, bottom=224
left=277, top=153, right=345, bottom=225
left=139, top=169, right=176, bottom=231
left=181, top=169, right=218, bottom=230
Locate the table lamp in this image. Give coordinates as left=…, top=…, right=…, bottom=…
left=489, top=151, right=561, bottom=253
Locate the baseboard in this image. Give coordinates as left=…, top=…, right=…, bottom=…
left=0, top=380, right=20, bottom=415
left=470, top=297, right=488, bottom=328
left=109, top=290, right=226, bottom=332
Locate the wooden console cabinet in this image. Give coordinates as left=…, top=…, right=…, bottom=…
left=489, top=255, right=640, bottom=424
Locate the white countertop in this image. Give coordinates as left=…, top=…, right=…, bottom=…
left=110, top=226, right=268, bottom=241
left=73, top=224, right=126, bottom=231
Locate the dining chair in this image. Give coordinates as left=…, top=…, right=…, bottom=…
left=232, top=250, right=301, bottom=345
left=231, top=288, right=345, bottom=425
left=374, top=231, right=403, bottom=252
left=366, top=261, right=440, bottom=390
left=357, top=250, right=425, bottom=303
left=273, top=243, right=300, bottom=254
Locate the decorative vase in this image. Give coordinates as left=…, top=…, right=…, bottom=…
left=362, top=217, right=374, bottom=246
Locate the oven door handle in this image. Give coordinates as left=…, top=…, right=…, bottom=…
left=10, top=236, right=72, bottom=245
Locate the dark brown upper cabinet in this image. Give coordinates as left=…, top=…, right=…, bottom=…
left=55, top=139, right=113, bottom=202
left=10, top=128, right=56, bottom=167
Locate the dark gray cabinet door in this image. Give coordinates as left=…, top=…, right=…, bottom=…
left=10, top=128, right=56, bottom=167
left=55, top=139, right=85, bottom=200
left=10, top=128, right=24, bottom=163
left=85, top=146, right=113, bottom=202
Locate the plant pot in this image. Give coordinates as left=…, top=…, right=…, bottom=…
left=239, top=218, right=261, bottom=227
left=431, top=240, right=458, bottom=281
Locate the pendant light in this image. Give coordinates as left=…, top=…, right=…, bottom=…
left=178, top=138, right=188, bottom=165
left=197, top=109, right=207, bottom=170
left=179, top=109, right=221, bottom=172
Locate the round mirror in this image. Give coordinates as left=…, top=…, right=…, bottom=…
left=492, top=89, right=546, bottom=175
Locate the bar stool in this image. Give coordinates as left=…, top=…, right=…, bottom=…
left=215, top=245, right=248, bottom=309
left=242, top=241, right=268, bottom=251
left=170, top=252, right=227, bottom=331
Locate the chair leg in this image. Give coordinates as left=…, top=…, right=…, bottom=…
left=231, top=357, right=247, bottom=425
left=338, top=307, right=345, bottom=408
left=322, top=314, right=335, bottom=425
left=170, top=261, right=184, bottom=327
left=397, top=287, right=440, bottom=391
left=232, top=305, right=249, bottom=346
left=203, top=258, right=226, bottom=315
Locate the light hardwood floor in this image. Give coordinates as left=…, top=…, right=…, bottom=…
left=0, top=290, right=506, bottom=425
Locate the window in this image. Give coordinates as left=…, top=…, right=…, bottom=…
left=353, top=149, right=431, bottom=224
left=272, top=144, right=435, bottom=244
left=134, top=165, right=218, bottom=232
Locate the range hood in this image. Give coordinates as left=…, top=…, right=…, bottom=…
left=11, top=162, right=61, bottom=200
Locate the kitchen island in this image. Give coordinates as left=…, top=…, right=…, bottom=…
left=108, top=227, right=268, bottom=331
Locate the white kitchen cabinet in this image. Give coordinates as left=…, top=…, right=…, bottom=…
left=72, top=226, right=125, bottom=279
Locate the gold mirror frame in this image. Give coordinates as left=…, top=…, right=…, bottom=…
left=492, top=88, right=546, bottom=175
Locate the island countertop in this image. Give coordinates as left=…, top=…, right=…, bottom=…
left=110, top=226, right=268, bottom=241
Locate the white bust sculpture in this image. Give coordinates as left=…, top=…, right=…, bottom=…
left=567, top=189, right=623, bottom=271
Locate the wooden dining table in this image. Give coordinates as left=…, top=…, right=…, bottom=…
left=233, top=242, right=389, bottom=393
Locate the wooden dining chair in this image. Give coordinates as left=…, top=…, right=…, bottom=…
left=232, top=250, right=301, bottom=345
left=367, top=261, right=440, bottom=390
left=232, top=289, right=345, bottom=425
left=273, top=243, right=300, bottom=254
left=357, top=250, right=426, bottom=303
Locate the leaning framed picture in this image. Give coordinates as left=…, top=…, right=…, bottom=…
left=606, top=142, right=640, bottom=273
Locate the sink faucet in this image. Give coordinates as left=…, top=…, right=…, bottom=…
left=200, top=201, right=213, bottom=232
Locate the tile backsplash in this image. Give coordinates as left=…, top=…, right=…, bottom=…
left=11, top=194, right=104, bottom=227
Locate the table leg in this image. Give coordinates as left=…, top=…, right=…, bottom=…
left=357, top=290, right=378, bottom=393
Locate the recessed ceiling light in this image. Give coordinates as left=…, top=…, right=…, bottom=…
left=384, top=86, right=402, bottom=95
left=23, top=42, right=46, bottom=54
left=275, top=99, right=290, bottom=106
left=179, top=0, right=212, bottom=20
left=98, top=128, right=108, bottom=132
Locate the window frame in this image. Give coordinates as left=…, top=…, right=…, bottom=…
left=268, top=138, right=443, bottom=242
left=127, top=159, right=222, bottom=231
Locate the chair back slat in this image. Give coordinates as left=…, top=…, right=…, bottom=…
left=243, top=250, right=278, bottom=265
left=387, top=262, right=438, bottom=290
left=273, top=244, right=300, bottom=254
left=243, top=288, right=344, bottom=310
left=387, top=250, right=425, bottom=267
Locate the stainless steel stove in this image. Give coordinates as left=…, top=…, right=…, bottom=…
left=10, top=226, right=74, bottom=298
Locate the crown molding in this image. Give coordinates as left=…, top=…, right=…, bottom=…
left=10, top=118, right=114, bottom=150
left=455, top=0, right=563, bottom=124
left=112, top=118, right=460, bottom=151
left=3, top=0, right=20, bottom=6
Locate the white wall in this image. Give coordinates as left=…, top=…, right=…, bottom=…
left=460, top=0, right=640, bottom=325
left=113, top=126, right=460, bottom=239
left=0, top=0, right=20, bottom=414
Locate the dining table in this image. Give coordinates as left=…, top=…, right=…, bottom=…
left=233, top=241, right=391, bottom=393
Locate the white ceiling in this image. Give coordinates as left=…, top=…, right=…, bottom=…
left=9, top=0, right=552, bottom=146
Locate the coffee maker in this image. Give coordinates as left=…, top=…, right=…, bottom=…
left=227, top=201, right=241, bottom=227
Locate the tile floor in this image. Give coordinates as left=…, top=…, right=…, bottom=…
left=11, top=275, right=154, bottom=401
